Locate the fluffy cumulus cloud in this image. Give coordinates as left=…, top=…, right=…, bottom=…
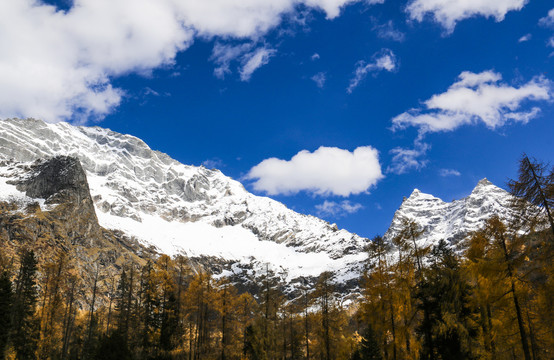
left=315, top=200, right=363, bottom=217
left=347, top=49, right=398, bottom=93
left=406, top=0, right=528, bottom=34
left=246, top=146, right=384, bottom=196
left=392, top=70, right=551, bottom=134
left=0, top=0, right=364, bottom=123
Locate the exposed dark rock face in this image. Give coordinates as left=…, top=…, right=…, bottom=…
left=12, top=156, right=101, bottom=243
left=19, top=156, right=91, bottom=203
left=0, top=156, right=157, bottom=307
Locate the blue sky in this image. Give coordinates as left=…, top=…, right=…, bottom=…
left=1, top=0, right=553, bottom=238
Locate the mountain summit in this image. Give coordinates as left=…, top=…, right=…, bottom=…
left=0, top=118, right=522, bottom=293
left=0, top=118, right=368, bottom=288
left=384, top=178, right=517, bottom=248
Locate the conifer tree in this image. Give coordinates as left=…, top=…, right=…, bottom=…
left=416, top=240, right=478, bottom=360
left=11, top=249, right=39, bottom=360
left=0, top=269, right=12, bottom=359
left=508, top=154, right=554, bottom=238
left=467, top=216, right=532, bottom=360
left=358, top=325, right=383, bottom=360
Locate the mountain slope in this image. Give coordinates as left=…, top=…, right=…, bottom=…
left=383, top=178, right=518, bottom=249
left=0, top=118, right=367, bottom=286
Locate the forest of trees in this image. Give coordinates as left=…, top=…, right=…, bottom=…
left=0, top=154, right=552, bottom=360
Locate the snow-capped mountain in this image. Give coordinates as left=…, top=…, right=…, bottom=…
left=0, top=118, right=367, bottom=285
left=383, top=178, right=517, bottom=249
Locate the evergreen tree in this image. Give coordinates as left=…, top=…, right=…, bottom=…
left=416, top=240, right=478, bottom=360
left=11, top=249, right=39, bottom=360
left=243, top=324, right=265, bottom=360
left=358, top=325, right=382, bottom=360
left=467, top=216, right=532, bottom=360
left=508, top=154, right=554, bottom=238
left=0, top=269, right=13, bottom=359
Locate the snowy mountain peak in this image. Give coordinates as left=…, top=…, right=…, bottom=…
left=0, top=118, right=368, bottom=285
left=384, top=178, right=517, bottom=248
left=473, top=178, right=495, bottom=191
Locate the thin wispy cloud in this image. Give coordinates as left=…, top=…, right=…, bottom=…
left=439, top=168, right=461, bottom=177
left=539, top=9, right=554, bottom=49
left=539, top=8, right=554, bottom=28
left=373, top=20, right=405, bottom=42
left=311, top=72, right=327, bottom=88
left=347, top=49, right=398, bottom=93
left=315, top=200, right=364, bottom=217
left=239, top=47, right=277, bottom=81
left=387, top=141, right=429, bottom=175
left=246, top=146, right=384, bottom=197
left=406, top=0, right=528, bottom=34
left=518, top=34, right=532, bottom=42
left=211, top=42, right=254, bottom=80
left=202, top=158, right=225, bottom=169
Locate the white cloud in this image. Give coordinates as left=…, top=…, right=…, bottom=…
left=406, top=0, right=528, bottom=34
left=0, top=0, right=367, bottom=123
left=311, top=53, right=321, bottom=61
left=239, top=47, right=276, bottom=81
left=202, top=158, right=225, bottom=169
left=539, top=8, right=554, bottom=28
left=211, top=42, right=254, bottom=79
left=315, top=200, right=363, bottom=217
left=392, top=70, right=551, bottom=134
left=311, top=72, right=327, bottom=88
left=246, top=146, right=384, bottom=196
left=387, top=141, right=429, bottom=175
left=373, top=20, right=405, bottom=42
left=347, top=49, right=398, bottom=93
left=210, top=42, right=275, bottom=81
left=539, top=9, right=554, bottom=48
left=518, top=33, right=531, bottom=42
left=438, top=168, right=461, bottom=177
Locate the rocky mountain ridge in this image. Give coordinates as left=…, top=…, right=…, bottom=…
left=0, top=118, right=521, bottom=294
left=0, top=118, right=367, bottom=290
left=383, top=178, right=518, bottom=250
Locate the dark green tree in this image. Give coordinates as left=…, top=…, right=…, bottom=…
left=11, top=249, right=39, bottom=360
left=358, top=325, right=382, bottom=360
left=94, top=333, right=132, bottom=360
left=416, top=240, right=478, bottom=360
left=0, top=269, right=13, bottom=358
left=243, top=325, right=265, bottom=360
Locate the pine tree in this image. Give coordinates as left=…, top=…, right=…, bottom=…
left=244, top=324, right=265, bottom=360
left=508, top=154, right=554, bottom=238
left=358, top=325, right=382, bottom=360
left=11, top=249, right=39, bottom=360
left=416, top=240, right=478, bottom=360
left=0, top=269, right=13, bottom=359
left=467, top=216, right=532, bottom=360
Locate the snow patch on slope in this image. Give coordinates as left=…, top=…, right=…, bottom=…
left=0, top=118, right=367, bottom=283
left=383, top=178, right=517, bottom=249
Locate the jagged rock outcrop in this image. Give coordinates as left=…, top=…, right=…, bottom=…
left=383, top=178, right=518, bottom=250
left=0, top=118, right=368, bottom=292
left=0, top=156, right=158, bottom=306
